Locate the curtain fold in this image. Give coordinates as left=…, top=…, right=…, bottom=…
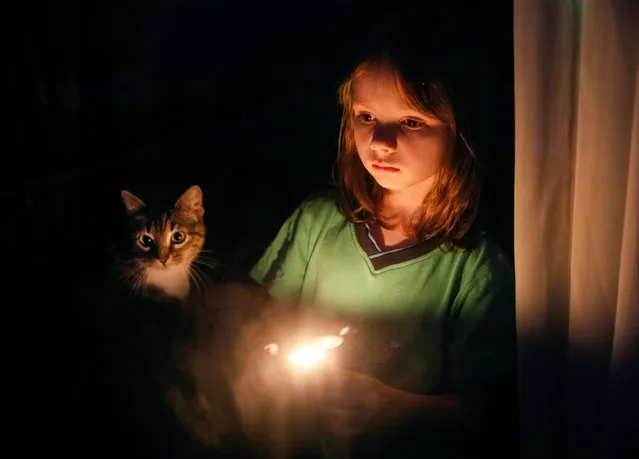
left=514, top=0, right=639, bottom=457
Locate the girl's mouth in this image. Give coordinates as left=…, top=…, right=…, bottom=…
left=372, top=163, right=400, bottom=172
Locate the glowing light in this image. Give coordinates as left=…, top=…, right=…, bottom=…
left=311, top=335, right=344, bottom=350
left=288, top=347, right=325, bottom=366
left=287, top=334, right=344, bottom=367
left=339, top=326, right=350, bottom=336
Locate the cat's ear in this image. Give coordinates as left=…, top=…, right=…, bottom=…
left=121, top=190, right=146, bottom=214
left=175, top=185, right=204, bottom=219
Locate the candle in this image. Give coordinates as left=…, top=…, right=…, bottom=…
left=288, top=346, right=326, bottom=366
left=264, top=334, right=346, bottom=369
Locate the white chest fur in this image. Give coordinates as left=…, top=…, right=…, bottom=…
left=144, top=265, right=190, bottom=301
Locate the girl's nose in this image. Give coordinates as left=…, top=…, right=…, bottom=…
left=370, top=124, right=398, bottom=152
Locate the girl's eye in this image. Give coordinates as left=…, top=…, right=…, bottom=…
left=356, top=113, right=375, bottom=123
left=402, top=119, right=424, bottom=129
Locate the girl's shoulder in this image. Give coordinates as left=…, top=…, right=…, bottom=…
left=296, top=189, right=340, bottom=217
left=291, top=188, right=344, bottom=231
left=453, top=234, right=514, bottom=297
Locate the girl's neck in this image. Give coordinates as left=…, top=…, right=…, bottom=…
left=381, top=176, right=435, bottom=225
left=371, top=177, right=435, bottom=250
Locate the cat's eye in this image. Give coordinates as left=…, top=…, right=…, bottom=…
left=171, top=231, right=186, bottom=244
left=137, top=234, right=154, bottom=249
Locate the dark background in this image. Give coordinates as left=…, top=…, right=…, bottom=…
left=6, top=0, right=513, bottom=270
left=4, top=0, right=514, bottom=454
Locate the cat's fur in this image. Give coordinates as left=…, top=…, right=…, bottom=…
left=115, top=185, right=208, bottom=303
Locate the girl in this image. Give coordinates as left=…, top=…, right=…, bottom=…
left=245, top=43, right=517, bottom=458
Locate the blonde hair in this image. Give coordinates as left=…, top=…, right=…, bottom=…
left=335, top=52, right=482, bottom=248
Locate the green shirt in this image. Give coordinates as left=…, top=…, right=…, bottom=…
left=250, top=192, right=516, bottom=395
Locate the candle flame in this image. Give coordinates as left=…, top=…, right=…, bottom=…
left=287, top=335, right=344, bottom=367
left=288, top=347, right=325, bottom=366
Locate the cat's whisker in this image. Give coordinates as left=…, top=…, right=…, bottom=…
left=128, top=267, right=146, bottom=295
left=193, top=256, right=230, bottom=273
left=194, top=252, right=220, bottom=262
left=197, top=254, right=228, bottom=267
left=188, top=265, right=206, bottom=295
left=192, top=263, right=211, bottom=288
left=192, top=259, right=221, bottom=271
left=118, top=270, right=135, bottom=285
left=131, top=273, right=143, bottom=295
left=119, top=264, right=143, bottom=287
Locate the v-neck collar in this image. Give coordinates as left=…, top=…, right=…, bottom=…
left=353, top=222, right=442, bottom=270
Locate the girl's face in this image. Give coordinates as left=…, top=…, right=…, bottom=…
left=351, top=68, right=448, bottom=196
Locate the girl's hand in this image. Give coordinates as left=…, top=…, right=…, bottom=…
left=312, top=369, right=409, bottom=438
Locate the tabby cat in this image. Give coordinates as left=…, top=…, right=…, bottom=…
left=99, top=185, right=254, bottom=457
left=110, top=186, right=337, bottom=458
left=116, top=185, right=208, bottom=303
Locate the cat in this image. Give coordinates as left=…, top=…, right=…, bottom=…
left=107, top=186, right=343, bottom=458
left=116, top=185, right=209, bottom=303
left=74, top=185, right=243, bottom=457
left=109, top=185, right=302, bottom=457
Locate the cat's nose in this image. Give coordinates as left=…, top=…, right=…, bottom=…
left=158, top=257, right=169, bottom=265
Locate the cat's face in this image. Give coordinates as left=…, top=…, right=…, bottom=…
left=118, top=185, right=206, bottom=299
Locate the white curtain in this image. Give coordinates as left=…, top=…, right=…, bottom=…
left=514, top=0, right=639, bottom=458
